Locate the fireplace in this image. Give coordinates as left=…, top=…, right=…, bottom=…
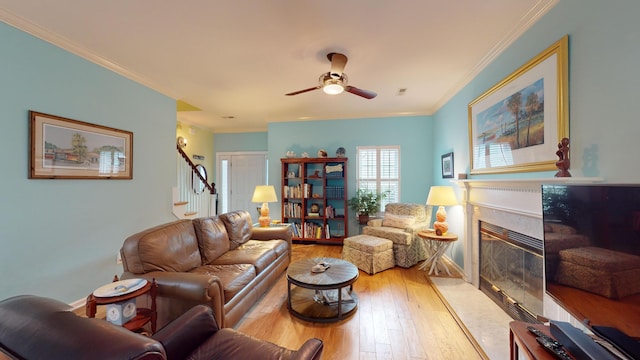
left=458, top=178, right=601, bottom=326
left=479, top=221, right=543, bottom=323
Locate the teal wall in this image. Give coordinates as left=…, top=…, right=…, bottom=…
left=267, top=116, right=433, bottom=235
left=213, top=132, right=268, bottom=153
left=0, top=22, right=177, bottom=303
left=434, top=0, right=640, bottom=267
left=214, top=117, right=433, bottom=236
left=212, top=131, right=268, bottom=188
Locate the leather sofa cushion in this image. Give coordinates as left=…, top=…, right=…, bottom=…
left=219, top=210, right=253, bottom=250
left=213, top=241, right=278, bottom=274
left=258, top=239, right=289, bottom=258
left=193, top=216, right=230, bottom=264
left=123, top=220, right=202, bottom=273
left=191, top=264, right=256, bottom=303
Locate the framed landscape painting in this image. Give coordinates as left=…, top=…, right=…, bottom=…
left=468, top=35, right=569, bottom=174
left=29, top=111, right=133, bottom=179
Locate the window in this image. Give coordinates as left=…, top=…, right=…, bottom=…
left=356, top=146, right=400, bottom=210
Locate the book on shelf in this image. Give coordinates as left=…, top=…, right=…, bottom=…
left=288, top=223, right=301, bottom=237
left=283, top=184, right=302, bottom=199
left=314, top=288, right=354, bottom=305
left=283, top=202, right=302, bottom=218
left=303, top=183, right=312, bottom=198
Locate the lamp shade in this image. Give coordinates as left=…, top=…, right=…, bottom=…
left=251, top=185, right=278, bottom=203
left=426, top=186, right=458, bottom=206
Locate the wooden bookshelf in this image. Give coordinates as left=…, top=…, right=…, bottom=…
left=282, top=157, right=348, bottom=244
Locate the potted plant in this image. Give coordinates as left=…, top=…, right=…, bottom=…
left=348, top=189, right=387, bottom=224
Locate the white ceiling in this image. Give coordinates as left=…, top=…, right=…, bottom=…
left=0, top=0, right=556, bottom=133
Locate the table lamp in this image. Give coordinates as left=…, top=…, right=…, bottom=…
left=426, top=186, right=458, bottom=235
left=252, top=185, right=278, bottom=227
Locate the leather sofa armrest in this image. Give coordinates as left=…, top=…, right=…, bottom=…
left=152, top=305, right=219, bottom=360
left=291, top=338, right=324, bottom=360
left=121, top=271, right=225, bottom=327
left=252, top=226, right=293, bottom=262
left=121, top=272, right=223, bottom=301
left=252, top=226, right=292, bottom=242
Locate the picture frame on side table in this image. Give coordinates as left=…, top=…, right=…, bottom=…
left=441, top=152, right=454, bottom=179
left=468, top=35, right=569, bottom=174
left=29, top=111, right=133, bottom=179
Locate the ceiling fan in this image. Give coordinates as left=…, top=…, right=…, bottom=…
left=285, top=52, right=377, bottom=99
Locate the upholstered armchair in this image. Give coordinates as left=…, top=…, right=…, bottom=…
left=362, top=203, right=430, bottom=268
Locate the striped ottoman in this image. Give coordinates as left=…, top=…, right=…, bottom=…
left=342, top=234, right=395, bottom=275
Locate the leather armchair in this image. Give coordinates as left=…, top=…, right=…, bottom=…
left=0, top=295, right=323, bottom=360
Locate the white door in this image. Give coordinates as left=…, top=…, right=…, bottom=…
left=217, top=152, right=267, bottom=219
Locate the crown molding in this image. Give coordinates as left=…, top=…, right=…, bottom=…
left=431, top=0, right=559, bottom=113
left=0, top=8, right=177, bottom=99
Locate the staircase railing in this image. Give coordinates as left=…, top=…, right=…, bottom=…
left=173, top=145, right=217, bottom=219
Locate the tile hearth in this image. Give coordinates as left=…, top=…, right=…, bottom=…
left=431, top=276, right=512, bottom=360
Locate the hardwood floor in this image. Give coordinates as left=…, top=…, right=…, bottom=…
left=81, top=244, right=488, bottom=359
left=236, top=244, right=487, bottom=360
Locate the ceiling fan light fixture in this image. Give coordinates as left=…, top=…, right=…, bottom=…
left=323, top=82, right=344, bottom=95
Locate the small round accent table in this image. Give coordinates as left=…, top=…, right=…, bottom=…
left=417, top=230, right=458, bottom=276
left=286, top=257, right=359, bottom=322
left=86, top=277, right=158, bottom=334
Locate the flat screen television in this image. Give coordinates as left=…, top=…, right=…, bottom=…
left=542, top=184, right=640, bottom=339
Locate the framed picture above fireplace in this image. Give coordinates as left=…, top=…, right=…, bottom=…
left=468, top=35, right=569, bottom=175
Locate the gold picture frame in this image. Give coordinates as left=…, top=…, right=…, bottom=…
left=468, top=35, right=569, bottom=174
left=29, top=111, right=133, bottom=179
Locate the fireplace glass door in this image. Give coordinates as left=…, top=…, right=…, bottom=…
left=479, top=222, right=543, bottom=322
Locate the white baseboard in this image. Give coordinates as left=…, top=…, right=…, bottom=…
left=68, top=297, right=86, bottom=312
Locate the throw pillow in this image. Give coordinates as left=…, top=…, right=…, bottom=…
left=382, top=213, right=416, bottom=229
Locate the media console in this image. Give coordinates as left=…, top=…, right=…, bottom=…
left=510, top=320, right=640, bottom=360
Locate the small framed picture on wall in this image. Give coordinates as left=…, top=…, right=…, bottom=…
left=441, top=152, right=454, bottom=179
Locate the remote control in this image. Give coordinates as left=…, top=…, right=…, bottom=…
left=536, top=336, right=573, bottom=360
left=527, top=326, right=563, bottom=349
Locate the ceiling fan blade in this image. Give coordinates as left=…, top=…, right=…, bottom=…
left=328, top=53, right=348, bottom=79
left=285, top=86, right=322, bottom=96
left=345, top=85, right=377, bottom=99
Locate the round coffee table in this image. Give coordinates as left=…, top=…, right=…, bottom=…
left=286, top=257, right=359, bottom=322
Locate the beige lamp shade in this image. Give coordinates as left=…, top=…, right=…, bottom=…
left=251, top=185, right=278, bottom=203
left=252, top=185, right=278, bottom=227
left=426, top=186, right=458, bottom=207
left=426, top=186, right=458, bottom=235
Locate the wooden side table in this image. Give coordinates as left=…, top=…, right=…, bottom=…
left=86, top=276, right=158, bottom=334
left=417, top=230, right=458, bottom=275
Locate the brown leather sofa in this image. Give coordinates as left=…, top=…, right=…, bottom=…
left=120, top=210, right=292, bottom=329
left=0, top=295, right=323, bottom=360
